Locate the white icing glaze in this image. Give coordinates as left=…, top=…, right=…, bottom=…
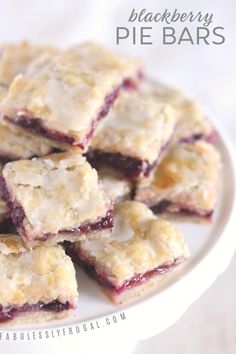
left=3, top=151, right=111, bottom=238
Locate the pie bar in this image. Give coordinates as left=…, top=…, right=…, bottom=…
left=1, top=42, right=142, bottom=150
left=0, top=234, right=78, bottom=324
left=0, top=123, right=54, bottom=162
left=98, top=168, right=132, bottom=203
left=135, top=141, right=221, bottom=221
left=87, top=88, right=176, bottom=179
left=143, top=80, right=216, bottom=143
left=66, top=201, right=189, bottom=304
left=0, top=42, right=58, bottom=86
left=0, top=151, right=113, bottom=245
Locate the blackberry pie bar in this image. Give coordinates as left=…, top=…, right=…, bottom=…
left=87, top=89, right=176, bottom=179
left=1, top=42, right=142, bottom=150
left=135, top=141, right=221, bottom=221
left=0, top=234, right=78, bottom=324
left=0, top=151, right=113, bottom=245
left=66, top=201, right=189, bottom=304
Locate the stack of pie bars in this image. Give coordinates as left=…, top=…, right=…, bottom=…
left=0, top=42, right=221, bottom=325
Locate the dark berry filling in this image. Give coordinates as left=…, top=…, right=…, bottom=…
left=0, top=152, right=18, bottom=164
left=65, top=244, right=184, bottom=295
left=0, top=300, right=72, bottom=323
left=86, top=138, right=170, bottom=180
left=77, top=86, right=121, bottom=149
left=151, top=200, right=172, bottom=214
left=151, top=199, right=213, bottom=220
left=0, top=177, right=26, bottom=231
left=180, top=131, right=218, bottom=144
left=0, top=217, right=15, bottom=234
left=0, top=176, right=113, bottom=240
left=4, top=77, right=137, bottom=149
left=56, top=209, right=114, bottom=237
left=86, top=151, right=155, bottom=179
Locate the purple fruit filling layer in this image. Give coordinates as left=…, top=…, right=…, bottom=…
left=56, top=209, right=114, bottom=238
left=0, top=300, right=72, bottom=323
left=180, top=131, right=218, bottom=144
left=4, top=78, right=136, bottom=149
left=86, top=139, right=170, bottom=180
left=151, top=200, right=213, bottom=220
left=86, top=151, right=156, bottom=180
left=0, top=217, right=15, bottom=234
left=0, top=176, right=114, bottom=240
left=65, top=244, right=184, bottom=295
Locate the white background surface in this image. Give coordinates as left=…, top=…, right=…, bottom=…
left=0, top=0, right=235, bottom=353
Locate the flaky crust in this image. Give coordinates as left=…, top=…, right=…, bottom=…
left=91, top=89, right=176, bottom=163
left=0, top=42, right=59, bottom=86
left=142, top=80, right=213, bottom=142
left=2, top=151, right=112, bottom=240
left=0, top=122, right=53, bottom=160
left=135, top=141, right=221, bottom=213
left=0, top=234, right=78, bottom=307
left=75, top=201, right=189, bottom=288
left=98, top=168, right=132, bottom=202
left=0, top=234, right=28, bottom=254
left=1, top=42, right=141, bottom=146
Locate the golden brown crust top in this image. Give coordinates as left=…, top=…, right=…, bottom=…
left=0, top=234, right=27, bottom=254
left=142, top=80, right=213, bottom=142
left=91, top=89, right=176, bottom=162
left=1, top=42, right=141, bottom=145
left=135, top=141, right=221, bottom=212
left=77, top=201, right=189, bottom=287
left=0, top=235, right=78, bottom=307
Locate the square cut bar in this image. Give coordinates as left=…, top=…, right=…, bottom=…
left=143, top=80, right=216, bottom=144
left=1, top=42, right=142, bottom=150
left=135, top=141, right=221, bottom=221
left=0, top=234, right=78, bottom=325
left=0, top=42, right=59, bottom=87
left=87, top=87, right=176, bottom=179
left=0, top=151, right=113, bottom=245
left=66, top=201, right=189, bottom=304
left=0, top=43, right=66, bottom=159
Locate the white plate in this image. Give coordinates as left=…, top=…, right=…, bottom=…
left=1, top=118, right=236, bottom=354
